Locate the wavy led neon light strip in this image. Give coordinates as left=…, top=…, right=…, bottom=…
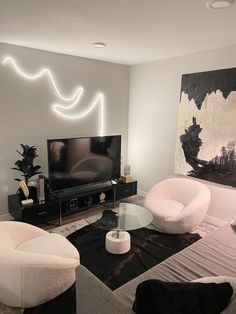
left=2, top=56, right=105, bottom=136
left=2, top=56, right=82, bottom=102
left=52, top=93, right=105, bottom=136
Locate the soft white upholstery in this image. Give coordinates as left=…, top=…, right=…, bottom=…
left=144, top=177, right=211, bottom=234
left=0, top=221, right=80, bottom=308
left=17, top=233, right=79, bottom=259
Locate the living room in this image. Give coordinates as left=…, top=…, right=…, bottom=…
left=0, top=1, right=236, bottom=313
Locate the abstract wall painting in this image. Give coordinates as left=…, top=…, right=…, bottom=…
left=175, top=68, right=236, bottom=187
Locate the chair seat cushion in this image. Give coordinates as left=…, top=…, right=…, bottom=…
left=16, top=233, right=79, bottom=260
left=147, top=199, right=184, bottom=219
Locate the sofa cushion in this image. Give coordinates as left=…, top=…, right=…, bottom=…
left=16, top=233, right=79, bottom=260
left=132, top=279, right=233, bottom=314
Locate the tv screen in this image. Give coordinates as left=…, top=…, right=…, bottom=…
left=47, top=135, right=121, bottom=192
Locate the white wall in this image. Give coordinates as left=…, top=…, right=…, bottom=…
left=128, top=44, right=236, bottom=222
left=0, top=43, right=129, bottom=216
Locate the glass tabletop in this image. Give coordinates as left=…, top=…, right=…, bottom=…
left=94, top=203, right=153, bottom=231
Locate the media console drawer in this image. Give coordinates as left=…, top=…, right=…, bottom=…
left=8, top=194, right=60, bottom=224
left=21, top=203, right=59, bottom=224
left=116, top=181, right=137, bottom=200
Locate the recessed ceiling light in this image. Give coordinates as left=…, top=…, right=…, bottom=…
left=206, top=0, right=234, bottom=9
left=92, top=42, right=107, bottom=48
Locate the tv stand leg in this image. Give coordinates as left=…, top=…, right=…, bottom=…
left=59, top=201, right=62, bottom=226
left=113, top=187, right=117, bottom=209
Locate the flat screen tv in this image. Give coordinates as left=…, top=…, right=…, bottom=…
left=47, top=135, right=121, bottom=192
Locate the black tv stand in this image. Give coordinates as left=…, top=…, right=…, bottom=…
left=8, top=180, right=138, bottom=226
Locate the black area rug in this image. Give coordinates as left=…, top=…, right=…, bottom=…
left=68, top=210, right=201, bottom=290
left=24, top=210, right=201, bottom=314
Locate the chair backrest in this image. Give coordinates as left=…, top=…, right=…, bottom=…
left=149, top=177, right=210, bottom=205
left=0, top=221, right=47, bottom=249
left=0, top=223, right=17, bottom=248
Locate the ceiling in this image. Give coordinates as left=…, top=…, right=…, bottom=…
left=0, top=0, right=236, bottom=65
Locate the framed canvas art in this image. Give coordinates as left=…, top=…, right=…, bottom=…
left=175, top=68, right=236, bottom=187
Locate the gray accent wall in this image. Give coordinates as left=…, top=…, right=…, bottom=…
left=128, top=44, right=236, bottom=222
left=0, top=43, right=129, bottom=216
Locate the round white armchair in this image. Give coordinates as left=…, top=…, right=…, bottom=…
left=0, top=221, right=80, bottom=308
left=144, top=177, right=211, bottom=234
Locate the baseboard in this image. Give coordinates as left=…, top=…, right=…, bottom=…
left=137, top=189, right=147, bottom=197
left=204, top=214, right=227, bottom=227
left=0, top=213, right=14, bottom=221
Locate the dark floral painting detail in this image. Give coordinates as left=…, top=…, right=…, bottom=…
left=180, top=119, right=236, bottom=187
left=180, top=117, right=203, bottom=171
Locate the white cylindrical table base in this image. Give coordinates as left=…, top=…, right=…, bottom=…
left=105, top=231, right=131, bottom=254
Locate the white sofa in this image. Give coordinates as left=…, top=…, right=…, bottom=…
left=144, top=177, right=211, bottom=234
left=0, top=221, right=80, bottom=308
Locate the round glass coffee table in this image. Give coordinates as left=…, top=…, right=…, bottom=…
left=94, top=203, right=153, bottom=254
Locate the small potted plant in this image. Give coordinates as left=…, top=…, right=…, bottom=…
left=12, top=144, right=42, bottom=200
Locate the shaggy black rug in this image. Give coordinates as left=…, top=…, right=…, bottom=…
left=24, top=210, right=201, bottom=314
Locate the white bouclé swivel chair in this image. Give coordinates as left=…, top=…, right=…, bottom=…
left=0, top=221, right=80, bottom=308
left=144, top=178, right=211, bottom=234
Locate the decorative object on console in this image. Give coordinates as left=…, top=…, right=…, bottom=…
left=121, top=164, right=132, bottom=183
left=99, top=192, right=106, bottom=203
left=19, top=180, right=34, bottom=205
left=175, top=67, right=236, bottom=187
left=37, top=177, right=45, bottom=203
left=19, top=179, right=29, bottom=199
left=144, top=178, right=211, bottom=234
left=124, top=165, right=131, bottom=175
left=120, top=175, right=133, bottom=183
